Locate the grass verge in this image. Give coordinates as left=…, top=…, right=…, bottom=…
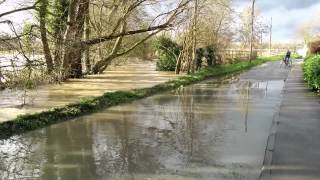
left=0, top=56, right=280, bottom=138
left=303, top=55, right=320, bottom=91
left=292, top=53, right=303, bottom=59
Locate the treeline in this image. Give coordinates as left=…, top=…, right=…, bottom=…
left=0, top=0, right=273, bottom=89
left=0, top=0, right=191, bottom=80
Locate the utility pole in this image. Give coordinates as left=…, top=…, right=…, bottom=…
left=269, top=17, right=272, bottom=56
left=191, top=0, right=198, bottom=73
left=249, top=0, right=256, bottom=63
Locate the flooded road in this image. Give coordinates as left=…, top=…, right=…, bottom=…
left=0, top=61, right=289, bottom=180
left=0, top=59, right=176, bottom=122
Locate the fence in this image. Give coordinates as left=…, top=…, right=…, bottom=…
left=217, top=49, right=257, bottom=64
left=215, top=49, right=290, bottom=64
left=256, top=49, right=291, bottom=57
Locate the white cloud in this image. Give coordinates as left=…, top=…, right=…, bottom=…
left=233, top=0, right=320, bottom=43
left=234, top=0, right=319, bottom=11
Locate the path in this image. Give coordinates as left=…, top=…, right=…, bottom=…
left=0, top=61, right=291, bottom=179
left=261, top=60, right=320, bottom=180
left=0, top=59, right=177, bottom=122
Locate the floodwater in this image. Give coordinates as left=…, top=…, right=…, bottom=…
left=0, top=61, right=290, bottom=180
left=0, top=59, right=176, bottom=122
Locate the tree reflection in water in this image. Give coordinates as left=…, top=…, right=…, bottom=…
left=0, top=133, right=44, bottom=179
left=0, top=74, right=281, bottom=179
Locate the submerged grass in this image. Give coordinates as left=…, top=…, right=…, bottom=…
left=0, top=56, right=281, bottom=138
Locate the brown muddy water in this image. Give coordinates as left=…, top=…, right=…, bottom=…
left=0, top=59, right=176, bottom=122
left=0, top=61, right=290, bottom=180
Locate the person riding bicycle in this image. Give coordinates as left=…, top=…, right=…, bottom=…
left=283, top=49, right=291, bottom=66
left=285, top=50, right=291, bottom=64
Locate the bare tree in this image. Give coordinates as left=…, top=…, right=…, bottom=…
left=0, top=0, right=192, bottom=82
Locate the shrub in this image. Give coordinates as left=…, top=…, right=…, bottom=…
left=194, top=48, right=204, bottom=70
left=204, top=46, right=218, bottom=67
left=303, top=55, right=320, bottom=91
left=153, top=36, right=181, bottom=71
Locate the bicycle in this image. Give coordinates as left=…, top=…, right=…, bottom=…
left=280, top=56, right=292, bottom=68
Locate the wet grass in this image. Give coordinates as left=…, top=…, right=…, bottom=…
left=0, top=56, right=281, bottom=138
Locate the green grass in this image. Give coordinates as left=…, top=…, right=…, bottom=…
left=0, top=55, right=281, bottom=138
left=292, top=53, right=303, bottom=59
left=303, top=55, right=320, bottom=91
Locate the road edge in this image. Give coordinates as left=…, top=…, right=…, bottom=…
left=259, top=61, right=302, bottom=180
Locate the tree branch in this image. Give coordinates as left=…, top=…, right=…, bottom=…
left=80, top=23, right=171, bottom=48
left=95, top=30, right=161, bottom=73
left=116, top=30, right=161, bottom=57
left=0, top=0, right=40, bottom=18
left=80, top=0, right=190, bottom=48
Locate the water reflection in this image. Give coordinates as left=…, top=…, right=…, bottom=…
left=0, top=63, right=288, bottom=180
left=0, top=133, right=44, bottom=178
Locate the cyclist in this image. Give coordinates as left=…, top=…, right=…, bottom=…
left=284, top=49, right=291, bottom=66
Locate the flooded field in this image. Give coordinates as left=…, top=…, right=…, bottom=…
left=0, top=62, right=289, bottom=180
left=0, top=59, right=176, bottom=122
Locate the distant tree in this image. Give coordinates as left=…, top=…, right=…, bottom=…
left=238, top=6, right=268, bottom=49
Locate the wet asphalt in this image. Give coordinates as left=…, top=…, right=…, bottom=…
left=261, top=61, right=320, bottom=180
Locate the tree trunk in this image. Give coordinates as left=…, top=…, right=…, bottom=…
left=69, top=46, right=82, bottom=78
left=53, top=31, right=63, bottom=69
left=62, top=0, right=88, bottom=78
left=39, top=0, right=54, bottom=73
left=92, top=55, right=115, bottom=74
left=84, top=5, right=91, bottom=73
left=191, top=0, right=198, bottom=73
left=70, top=0, right=89, bottom=78
left=175, top=52, right=183, bottom=74
left=52, top=0, right=69, bottom=70
left=62, top=0, right=79, bottom=76
left=0, top=67, right=4, bottom=89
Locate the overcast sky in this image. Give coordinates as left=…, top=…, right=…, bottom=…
left=1, top=0, right=319, bottom=44
left=0, top=0, right=34, bottom=35
left=233, top=0, right=320, bottom=43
